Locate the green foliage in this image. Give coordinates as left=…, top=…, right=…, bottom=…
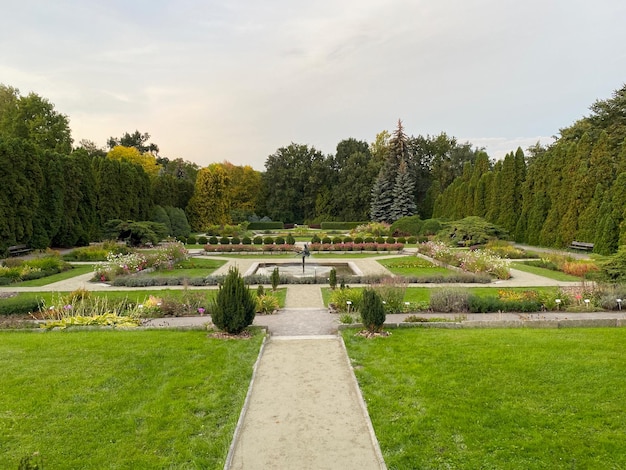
left=211, top=267, right=255, bottom=334
left=253, top=236, right=263, bottom=245
left=438, top=216, right=508, bottom=246
left=263, top=236, right=274, bottom=245
left=328, top=287, right=362, bottom=313
left=208, top=236, right=218, bottom=245
left=360, top=288, right=386, bottom=332
left=598, top=246, right=626, bottom=282
left=220, top=236, right=230, bottom=245
left=270, top=267, right=280, bottom=291
left=390, top=215, right=423, bottom=236
left=0, top=296, right=42, bottom=315
left=102, top=219, right=168, bottom=247
left=255, top=294, right=280, bottom=314
left=421, top=218, right=442, bottom=236
left=320, top=221, right=367, bottom=230
left=275, top=236, right=285, bottom=245
left=285, top=234, right=295, bottom=245
left=197, top=235, right=208, bottom=245
left=247, top=221, right=284, bottom=230
left=329, top=268, right=337, bottom=290
left=242, top=236, right=252, bottom=245
left=186, top=235, right=197, bottom=244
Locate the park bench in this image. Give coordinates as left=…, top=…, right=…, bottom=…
left=569, top=241, right=594, bottom=251
left=8, top=244, right=32, bottom=256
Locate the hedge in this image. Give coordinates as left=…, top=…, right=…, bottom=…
left=320, top=222, right=368, bottom=230
left=248, top=222, right=284, bottom=230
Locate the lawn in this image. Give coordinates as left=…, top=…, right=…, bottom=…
left=377, top=256, right=456, bottom=277
left=8, top=264, right=95, bottom=287
left=0, top=329, right=264, bottom=469
left=342, top=328, right=626, bottom=469
left=511, top=261, right=581, bottom=281
left=136, top=257, right=227, bottom=278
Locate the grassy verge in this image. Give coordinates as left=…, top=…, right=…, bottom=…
left=343, top=328, right=626, bottom=469
left=511, top=261, right=581, bottom=281
left=0, top=329, right=264, bottom=468
left=9, top=265, right=96, bottom=287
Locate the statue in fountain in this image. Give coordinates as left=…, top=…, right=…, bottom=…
left=298, top=243, right=311, bottom=273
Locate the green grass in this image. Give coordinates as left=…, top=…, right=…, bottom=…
left=0, top=329, right=264, bottom=468
left=137, top=258, right=227, bottom=278
left=343, top=328, right=626, bottom=469
left=377, top=256, right=456, bottom=277
left=11, top=264, right=96, bottom=287
left=511, top=261, right=581, bottom=281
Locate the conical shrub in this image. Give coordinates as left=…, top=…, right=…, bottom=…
left=211, top=267, right=256, bottom=334
left=361, top=288, right=386, bottom=333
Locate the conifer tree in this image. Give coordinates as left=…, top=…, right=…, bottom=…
left=360, top=288, right=385, bottom=333
left=390, top=159, right=416, bottom=221
left=211, top=267, right=256, bottom=334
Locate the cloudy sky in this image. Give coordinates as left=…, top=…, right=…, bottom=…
left=2, top=0, right=625, bottom=170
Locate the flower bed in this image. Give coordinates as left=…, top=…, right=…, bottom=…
left=418, top=241, right=510, bottom=279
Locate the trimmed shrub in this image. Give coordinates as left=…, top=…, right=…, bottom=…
left=197, top=236, right=208, bottom=245
left=286, top=234, right=295, bottom=245
left=421, top=219, right=443, bottom=236
left=397, top=237, right=406, bottom=244
left=391, top=215, right=423, bottom=236
left=208, top=236, right=219, bottom=245
left=231, top=236, right=241, bottom=245
left=322, top=237, right=332, bottom=244
left=210, top=267, right=256, bottom=334
left=332, top=236, right=343, bottom=244
left=247, top=222, right=284, bottom=230
left=329, top=268, right=337, bottom=290
left=242, top=236, right=252, bottom=245
left=220, top=236, right=231, bottom=245
left=375, top=237, right=386, bottom=244
left=186, top=235, right=197, bottom=245
left=364, top=237, right=375, bottom=243
left=407, top=236, right=418, bottom=244
left=343, top=236, right=353, bottom=243
left=353, top=236, right=364, bottom=244
left=385, top=236, right=396, bottom=244
left=253, top=236, right=263, bottom=245
left=361, top=288, right=386, bottom=332
left=263, top=236, right=275, bottom=245
left=271, top=267, right=280, bottom=291
left=311, top=234, right=321, bottom=243
left=275, top=236, right=285, bottom=245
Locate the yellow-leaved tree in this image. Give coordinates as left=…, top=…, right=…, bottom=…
left=186, top=164, right=231, bottom=230
left=107, top=145, right=161, bottom=178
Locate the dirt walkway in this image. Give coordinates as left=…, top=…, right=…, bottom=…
left=226, top=337, right=386, bottom=470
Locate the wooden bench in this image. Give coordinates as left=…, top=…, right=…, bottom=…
left=569, top=241, right=594, bottom=251
left=8, top=245, right=32, bottom=256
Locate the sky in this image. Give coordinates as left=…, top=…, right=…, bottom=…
left=2, top=0, right=626, bottom=170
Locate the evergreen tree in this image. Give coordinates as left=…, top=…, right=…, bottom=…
left=390, top=159, right=416, bottom=221
left=370, top=167, right=394, bottom=222
left=211, top=267, right=256, bottom=334
left=360, top=288, right=386, bottom=333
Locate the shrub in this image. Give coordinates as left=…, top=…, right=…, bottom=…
left=385, top=236, right=396, bottom=244
left=242, top=236, right=252, bottom=245
left=332, top=236, right=343, bottom=244
left=231, top=236, right=241, bottom=245
left=375, top=237, right=386, bottom=244
left=364, top=237, right=375, bottom=243
left=360, top=288, right=386, bottom=332
left=353, top=236, right=364, bottom=244
left=343, top=236, right=353, bottom=243
left=0, top=296, right=42, bottom=315
left=407, top=236, right=417, bottom=244
left=397, top=237, right=406, bottom=244
left=421, top=218, right=443, bottom=236
left=562, top=261, right=599, bottom=278
left=253, top=236, right=263, bottom=245
left=186, top=235, right=197, bottom=245
left=247, top=221, right=284, bottom=230
left=429, top=288, right=470, bottom=313
left=329, top=268, right=337, bottom=290
left=329, top=287, right=362, bottom=313
left=437, top=216, right=508, bottom=246
left=275, top=236, right=285, bottom=245
left=391, top=215, right=423, bottom=236
left=197, top=236, right=208, bottom=245
left=210, top=267, right=256, bottom=334
left=263, top=236, right=275, bottom=245
left=322, top=236, right=332, bottom=244
left=271, top=267, right=280, bottom=291
left=372, top=277, right=407, bottom=314
left=208, top=236, right=219, bottom=245
left=220, top=236, right=231, bottom=245
left=311, top=234, right=321, bottom=243
left=256, top=294, right=280, bottom=314
left=286, top=234, right=295, bottom=245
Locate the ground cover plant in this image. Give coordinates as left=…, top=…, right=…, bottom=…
left=0, top=329, right=264, bottom=468
left=343, top=328, right=626, bottom=469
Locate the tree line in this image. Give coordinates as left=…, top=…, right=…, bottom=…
left=2, top=82, right=625, bottom=254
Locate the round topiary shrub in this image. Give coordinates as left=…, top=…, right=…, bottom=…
left=407, top=236, right=417, bottom=244
left=242, top=236, right=252, bottom=245
left=264, top=236, right=274, bottom=245
left=322, top=236, right=332, bottom=244
left=311, top=234, right=321, bottom=243
left=364, top=237, right=375, bottom=243
left=397, top=237, right=406, bottom=244
left=208, top=236, right=219, bottom=245
left=187, top=235, right=197, bottom=245
left=177, top=236, right=187, bottom=244
left=220, top=236, right=230, bottom=245
left=253, top=236, right=263, bottom=245
left=211, top=267, right=256, bottom=334
left=275, top=236, right=285, bottom=245
left=286, top=234, right=295, bottom=245
left=376, top=237, right=386, bottom=244
left=231, top=236, right=241, bottom=245
left=386, top=236, right=396, bottom=244
left=354, top=236, right=364, bottom=244
left=332, top=236, right=343, bottom=244
left=343, top=236, right=353, bottom=243
left=197, top=236, right=208, bottom=245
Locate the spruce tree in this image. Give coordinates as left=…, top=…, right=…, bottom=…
left=390, top=159, right=416, bottom=221
left=370, top=168, right=394, bottom=222
left=211, top=267, right=256, bottom=334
